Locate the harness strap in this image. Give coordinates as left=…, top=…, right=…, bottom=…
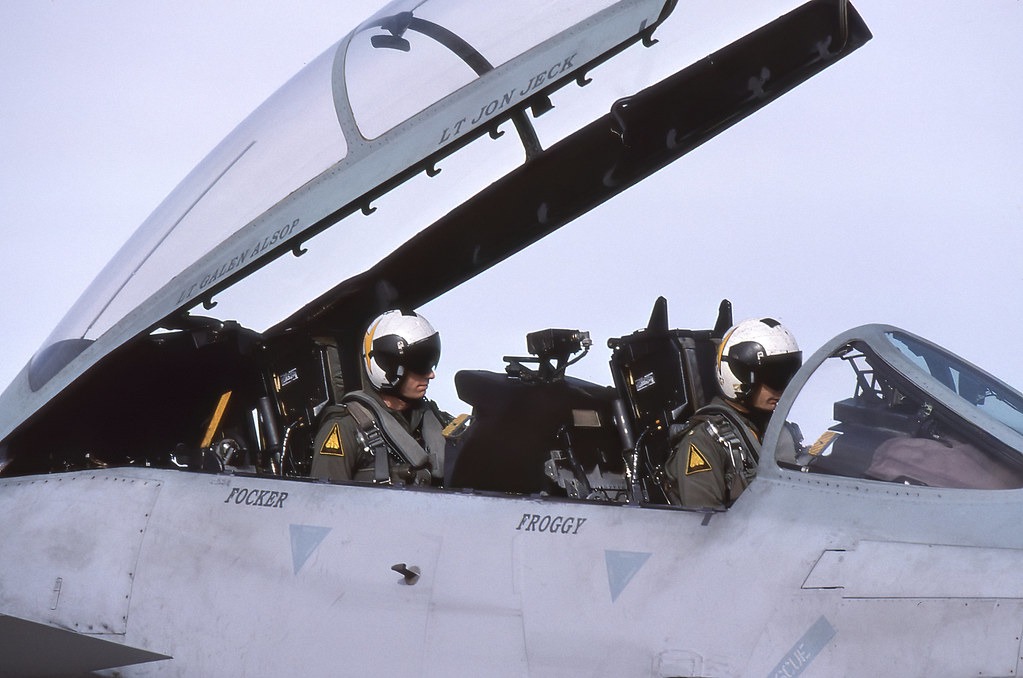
left=343, top=401, right=392, bottom=483
left=695, top=404, right=761, bottom=465
left=342, top=392, right=431, bottom=469
left=421, top=402, right=447, bottom=481
left=662, top=404, right=762, bottom=505
left=696, top=405, right=761, bottom=504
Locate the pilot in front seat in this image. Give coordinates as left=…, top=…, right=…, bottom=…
left=663, top=317, right=802, bottom=508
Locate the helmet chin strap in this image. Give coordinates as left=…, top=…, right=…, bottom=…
left=733, top=384, right=755, bottom=407
left=737, top=386, right=774, bottom=431
left=377, top=367, right=405, bottom=394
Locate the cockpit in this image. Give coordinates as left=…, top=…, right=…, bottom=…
left=5, top=289, right=1023, bottom=506
left=4, top=0, right=936, bottom=504
left=778, top=326, right=1023, bottom=490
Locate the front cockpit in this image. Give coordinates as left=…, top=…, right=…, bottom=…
left=774, top=326, right=1023, bottom=490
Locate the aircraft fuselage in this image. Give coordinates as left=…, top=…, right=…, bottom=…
left=3, top=465, right=1022, bottom=676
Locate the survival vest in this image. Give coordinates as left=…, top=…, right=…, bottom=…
left=341, top=391, right=447, bottom=485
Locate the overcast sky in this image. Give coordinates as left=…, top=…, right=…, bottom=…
left=2, top=0, right=1021, bottom=412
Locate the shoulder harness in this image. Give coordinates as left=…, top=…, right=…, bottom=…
left=663, top=403, right=761, bottom=504
left=341, top=392, right=443, bottom=485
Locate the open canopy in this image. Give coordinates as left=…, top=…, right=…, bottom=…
left=4, top=0, right=670, bottom=430
left=0, top=0, right=872, bottom=453
left=30, top=0, right=668, bottom=380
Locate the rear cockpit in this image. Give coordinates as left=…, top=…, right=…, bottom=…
left=1, top=318, right=266, bottom=476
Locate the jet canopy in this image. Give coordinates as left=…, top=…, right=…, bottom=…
left=3, top=0, right=672, bottom=440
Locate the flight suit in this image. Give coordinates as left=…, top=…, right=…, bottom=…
left=310, top=388, right=450, bottom=485
left=663, top=397, right=764, bottom=509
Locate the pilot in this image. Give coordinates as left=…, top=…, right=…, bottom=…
left=310, top=309, right=452, bottom=486
left=663, top=317, right=802, bottom=508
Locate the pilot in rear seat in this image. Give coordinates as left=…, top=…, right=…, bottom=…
left=664, top=318, right=802, bottom=508
left=311, top=310, right=452, bottom=486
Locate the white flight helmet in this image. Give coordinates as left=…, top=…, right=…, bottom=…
left=363, top=310, right=441, bottom=391
left=717, top=317, right=801, bottom=402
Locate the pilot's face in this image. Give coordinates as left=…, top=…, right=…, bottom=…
left=749, top=383, right=783, bottom=412
left=398, top=369, right=435, bottom=400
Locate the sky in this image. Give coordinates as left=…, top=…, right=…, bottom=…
left=2, top=0, right=1021, bottom=414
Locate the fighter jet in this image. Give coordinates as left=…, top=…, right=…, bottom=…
left=7, top=1, right=1016, bottom=676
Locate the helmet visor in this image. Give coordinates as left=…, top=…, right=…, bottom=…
left=400, top=333, right=441, bottom=375
left=753, top=352, right=802, bottom=391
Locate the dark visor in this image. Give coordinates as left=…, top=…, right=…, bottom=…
left=752, top=353, right=802, bottom=390
left=399, top=334, right=441, bottom=374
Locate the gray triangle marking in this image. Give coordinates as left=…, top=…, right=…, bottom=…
left=605, top=550, right=651, bottom=602
left=290, top=524, right=331, bottom=575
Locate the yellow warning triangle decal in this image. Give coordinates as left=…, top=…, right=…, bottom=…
left=320, top=423, right=344, bottom=457
left=685, top=443, right=712, bottom=475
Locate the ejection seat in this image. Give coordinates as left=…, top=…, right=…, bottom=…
left=446, top=298, right=732, bottom=503
left=447, top=328, right=623, bottom=496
